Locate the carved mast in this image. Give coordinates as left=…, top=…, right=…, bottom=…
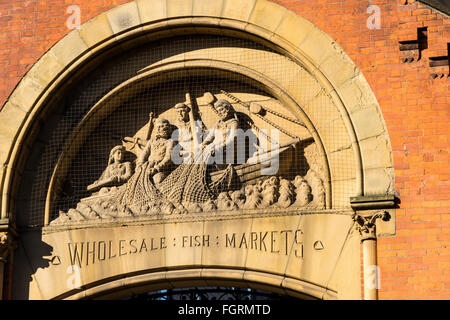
left=185, top=93, right=199, bottom=151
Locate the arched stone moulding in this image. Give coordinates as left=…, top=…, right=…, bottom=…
left=59, top=267, right=337, bottom=300
left=0, top=0, right=394, bottom=222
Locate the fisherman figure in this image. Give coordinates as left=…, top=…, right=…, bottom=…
left=87, top=145, right=132, bottom=192
left=173, top=103, right=195, bottom=164
left=122, top=118, right=175, bottom=208
left=201, top=99, right=239, bottom=167
left=136, top=118, right=175, bottom=184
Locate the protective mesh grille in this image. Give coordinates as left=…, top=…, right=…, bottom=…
left=17, top=34, right=356, bottom=228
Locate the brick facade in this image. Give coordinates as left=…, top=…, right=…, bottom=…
left=0, top=0, right=448, bottom=299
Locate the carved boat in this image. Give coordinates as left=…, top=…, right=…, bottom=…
left=210, top=138, right=301, bottom=185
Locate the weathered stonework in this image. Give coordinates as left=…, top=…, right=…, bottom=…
left=0, top=0, right=399, bottom=300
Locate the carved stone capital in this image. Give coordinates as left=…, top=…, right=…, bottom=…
left=352, top=211, right=391, bottom=241
left=0, top=231, right=17, bottom=263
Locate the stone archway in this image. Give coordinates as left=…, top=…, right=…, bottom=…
left=0, top=0, right=396, bottom=300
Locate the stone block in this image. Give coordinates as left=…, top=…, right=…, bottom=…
left=336, top=73, right=380, bottom=114
left=351, top=107, right=385, bottom=141
left=8, top=76, right=43, bottom=114
left=50, top=30, right=88, bottom=67
left=364, top=167, right=395, bottom=196
left=201, top=268, right=245, bottom=288
left=284, top=214, right=354, bottom=289
left=107, top=1, right=141, bottom=34
left=249, top=0, right=287, bottom=33
left=243, top=270, right=285, bottom=294
left=27, top=52, right=65, bottom=89
left=0, top=102, right=26, bottom=139
left=221, top=0, right=256, bottom=22
left=202, top=218, right=252, bottom=268
left=298, top=27, right=335, bottom=67
left=192, top=0, right=224, bottom=17
left=303, top=91, right=341, bottom=132
left=274, top=10, right=314, bottom=48
left=164, top=220, right=204, bottom=268
left=0, top=147, right=9, bottom=181
left=281, top=277, right=326, bottom=299
left=319, top=117, right=353, bottom=154
left=79, top=13, right=114, bottom=48
left=166, top=0, right=193, bottom=18
left=376, top=208, right=396, bottom=237
left=325, top=232, right=361, bottom=299
left=359, top=135, right=393, bottom=169
left=319, top=42, right=360, bottom=89
left=245, top=215, right=302, bottom=276
left=136, top=0, right=167, bottom=24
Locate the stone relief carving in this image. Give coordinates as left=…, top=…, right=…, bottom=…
left=51, top=92, right=327, bottom=225
left=87, top=145, right=132, bottom=193
left=0, top=232, right=16, bottom=262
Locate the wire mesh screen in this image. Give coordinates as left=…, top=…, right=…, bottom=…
left=17, top=34, right=356, bottom=228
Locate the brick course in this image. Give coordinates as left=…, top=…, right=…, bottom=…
left=0, top=0, right=448, bottom=299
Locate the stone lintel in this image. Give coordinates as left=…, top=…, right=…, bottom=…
left=350, top=195, right=396, bottom=211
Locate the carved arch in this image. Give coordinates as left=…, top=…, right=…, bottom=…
left=61, top=267, right=336, bottom=300
left=0, top=0, right=394, bottom=300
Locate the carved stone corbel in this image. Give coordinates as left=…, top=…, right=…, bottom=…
left=352, top=211, right=391, bottom=242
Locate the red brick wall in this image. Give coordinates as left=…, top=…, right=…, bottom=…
left=0, top=0, right=449, bottom=299
left=280, top=0, right=450, bottom=300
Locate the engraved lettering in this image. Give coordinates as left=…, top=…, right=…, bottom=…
left=226, top=233, right=236, bottom=247
left=160, top=237, right=167, bottom=249
left=68, top=243, right=83, bottom=267
left=202, top=235, right=210, bottom=247
left=119, top=240, right=127, bottom=256
left=270, top=231, right=279, bottom=253
left=239, top=233, right=248, bottom=249
left=251, top=232, right=258, bottom=250
left=98, top=241, right=106, bottom=261
left=108, top=240, right=116, bottom=259
left=129, top=240, right=138, bottom=254
left=294, top=229, right=304, bottom=258
left=259, top=231, right=268, bottom=252
left=151, top=238, right=158, bottom=251
left=139, top=239, right=148, bottom=253
left=86, top=241, right=96, bottom=265
left=194, top=235, right=201, bottom=247
left=281, top=230, right=292, bottom=255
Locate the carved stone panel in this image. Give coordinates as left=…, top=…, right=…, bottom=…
left=50, top=88, right=328, bottom=226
